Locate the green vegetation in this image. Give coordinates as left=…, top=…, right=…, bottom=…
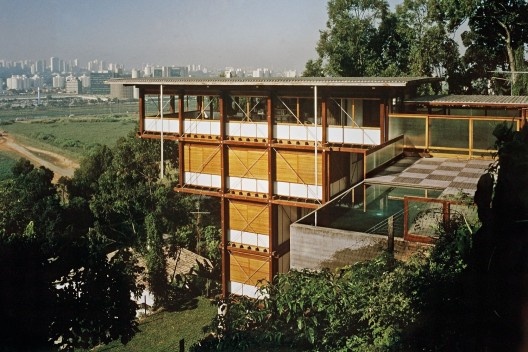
left=90, top=297, right=216, bottom=352
left=2, top=117, right=137, bottom=160
left=305, top=0, right=528, bottom=95
left=0, top=150, right=18, bottom=180
left=0, top=131, right=222, bottom=350
left=194, top=213, right=477, bottom=352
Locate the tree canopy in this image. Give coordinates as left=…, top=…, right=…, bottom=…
left=305, top=0, right=528, bottom=95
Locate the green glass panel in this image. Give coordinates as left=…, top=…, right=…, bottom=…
left=473, top=120, right=508, bottom=150
left=430, top=118, right=469, bottom=149
left=389, top=117, right=426, bottom=147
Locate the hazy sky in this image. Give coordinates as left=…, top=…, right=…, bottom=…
left=1, top=0, right=402, bottom=72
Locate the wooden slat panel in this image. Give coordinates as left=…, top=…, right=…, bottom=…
left=230, top=254, right=270, bottom=286
left=229, top=200, right=270, bottom=235
left=228, top=148, right=268, bottom=179
left=184, top=144, right=221, bottom=174
left=275, top=150, right=322, bottom=184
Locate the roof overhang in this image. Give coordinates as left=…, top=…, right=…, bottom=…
left=108, top=76, right=441, bottom=89
left=405, top=94, right=528, bottom=108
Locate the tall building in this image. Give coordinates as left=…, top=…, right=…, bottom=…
left=89, top=71, right=113, bottom=94
left=65, top=75, right=82, bottom=94
left=50, top=57, right=60, bottom=73
left=52, top=74, right=65, bottom=89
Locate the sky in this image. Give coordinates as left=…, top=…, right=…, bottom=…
left=0, top=0, right=402, bottom=72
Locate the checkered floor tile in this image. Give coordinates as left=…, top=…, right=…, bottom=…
left=366, top=157, right=490, bottom=196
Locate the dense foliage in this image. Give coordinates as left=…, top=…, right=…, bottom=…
left=0, top=132, right=222, bottom=350
left=305, top=0, right=528, bottom=95
left=193, top=211, right=478, bottom=351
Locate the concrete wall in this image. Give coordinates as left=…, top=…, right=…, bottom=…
left=290, top=223, right=427, bottom=271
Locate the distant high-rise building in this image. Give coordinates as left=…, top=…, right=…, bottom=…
left=144, top=65, right=153, bottom=77
left=79, top=74, right=90, bottom=89
left=153, top=67, right=163, bottom=77
left=131, top=69, right=141, bottom=99
left=50, top=57, right=60, bottom=73
left=166, top=66, right=187, bottom=77
left=65, top=75, right=82, bottom=94
left=90, top=71, right=113, bottom=94
left=52, top=74, right=65, bottom=89
left=30, top=75, right=44, bottom=89
left=7, top=75, right=30, bottom=90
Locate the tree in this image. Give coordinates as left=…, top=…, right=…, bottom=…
left=394, top=0, right=468, bottom=92
left=0, top=160, right=143, bottom=350
left=471, top=123, right=528, bottom=351
left=312, top=0, right=390, bottom=76
left=465, top=0, right=528, bottom=94
left=145, top=213, right=168, bottom=307
left=50, top=235, right=143, bottom=350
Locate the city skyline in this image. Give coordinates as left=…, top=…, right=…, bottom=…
left=1, top=0, right=403, bottom=73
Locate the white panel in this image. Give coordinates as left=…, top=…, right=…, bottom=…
left=257, top=234, right=269, bottom=248
left=227, top=122, right=242, bottom=137
left=290, top=125, right=306, bottom=140
left=275, top=181, right=290, bottom=196
left=197, top=173, right=212, bottom=186
left=183, top=120, right=197, bottom=134
left=144, top=118, right=158, bottom=132
left=196, top=121, right=211, bottom=134
left=343, top=128, right=363, bottom=144
left=256, top=179, right=268, bottom=193
left=241, top=123, right=257, bottom=137
left=305, top=126, right=322, bottom=142
left=166, top=119, right=179, bottom=133
left=242, top=231, right=259, bottom=247
left=256, top=124, right=268, bottom=138
left=242, top=283, right=260, bottom=299
left=184, top=171, right=196, bottom=185
left=241, top=178, right=257, bottom=192
left=228, top=176, right=242, bottom=190
left=274, top=125, right=290, bottom=140
left=228, top=229, right=242, bottom=243
left=365, top=129, right=381, bottom=145
left=229, top=281, right=244, bottom=296
left=327, top=127, right=344, bottom=143
left=211, top=175, right=221, bottom=188
left=210, top=121, right=221, bottom=135
left=290, top=183, right=308, bottom=198
left=307, top=185, right=322, bottom=200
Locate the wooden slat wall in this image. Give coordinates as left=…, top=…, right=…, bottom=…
left=228, top=148, right=268, bottom=179
left=229, top=200, right=270, bottom=235
left=229, top=254, right=270, bottom=286
left=184, top=144, right=221, bottom=174
left=275, top=150, right=322, bottom=184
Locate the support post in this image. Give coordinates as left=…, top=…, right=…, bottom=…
left=387, top=216, right=394, bottom=254
left=160, top=85, right=164, bottom=179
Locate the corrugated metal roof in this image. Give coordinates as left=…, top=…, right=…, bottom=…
left=108, top=76, right=440, bottom=88
left=406, top=94, right=528, bottom=107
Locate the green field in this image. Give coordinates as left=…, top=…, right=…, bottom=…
left=2, top=116, right=138, bottom=161
left=87, top=297, right=216, bottom=352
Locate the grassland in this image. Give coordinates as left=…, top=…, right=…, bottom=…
left=88, top=297, right=216, bottom=352
left=1, top=116, right=138, bottom=161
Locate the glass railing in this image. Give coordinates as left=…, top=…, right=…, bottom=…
left=365, top=135, right=404, bottom=175
left=389, top=113, right=520, bottom=157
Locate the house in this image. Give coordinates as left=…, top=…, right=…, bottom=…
left=108, top=77, right=527, bottom=297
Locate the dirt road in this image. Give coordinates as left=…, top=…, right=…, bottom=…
left=0, top=133, right=79, bottom=182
